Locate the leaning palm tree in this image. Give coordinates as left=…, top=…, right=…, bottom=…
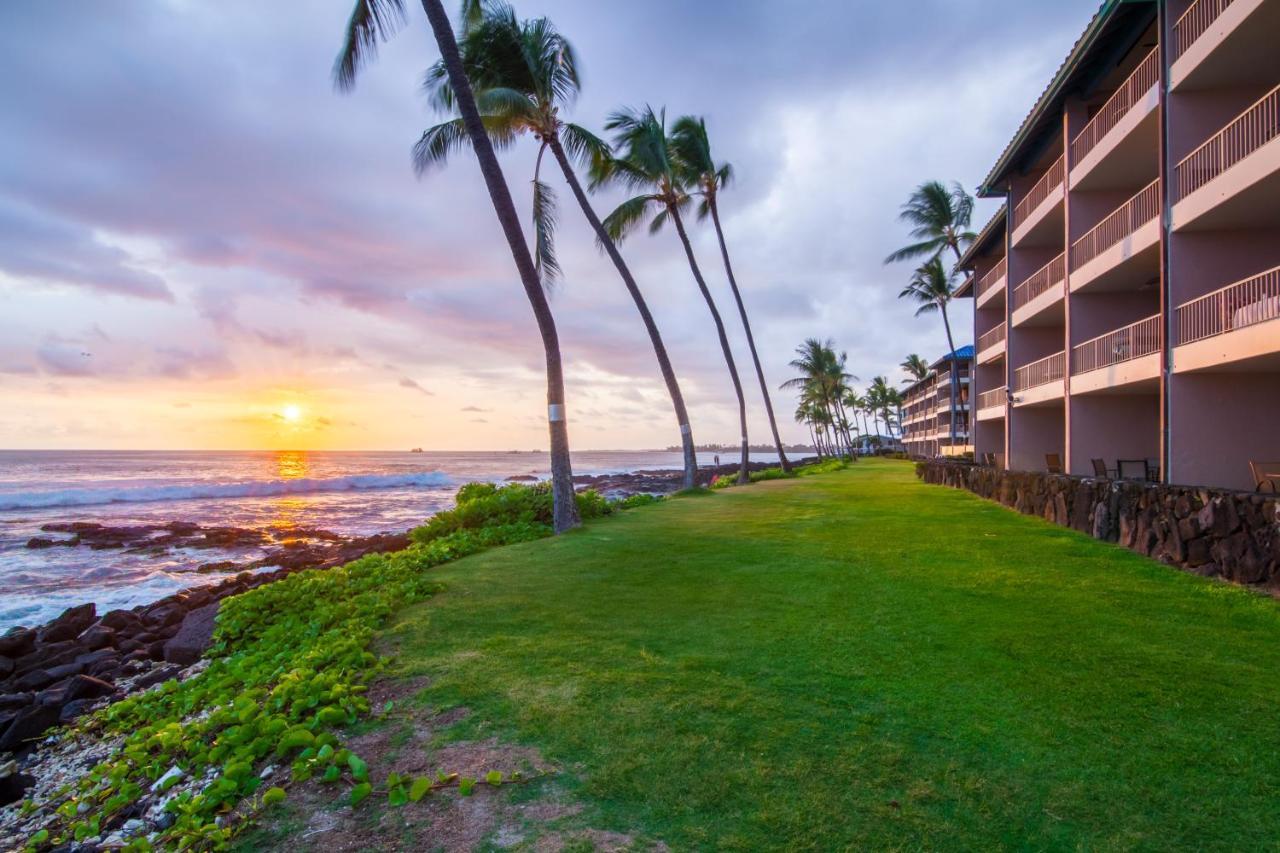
left=900, top=256, right=962, bottom=444
left=900, top=354, right=929, bottom=383
left=333, top=0, right=581, bottom=531
left=593, top=106, right=750, bottom=484
left=671, top=116, right=790, bottom=473
left=883, top=180, right=976, bottom=266
left=781, top=338, right=855, bottom=458
left=416, top=6, right=698, bottom=489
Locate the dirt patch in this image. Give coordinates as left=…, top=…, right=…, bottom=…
left=240, top=673, right=661, bottom=852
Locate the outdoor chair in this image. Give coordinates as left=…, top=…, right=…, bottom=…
left=1091, top=458, right=1114, bottom=479
left=1045, top=453, right=1063, bottom=474
left=1145, top=459, right=1161, bottom=481
left=1117, top=459, right=1148, bottom=481
left=1250, top=461, right=1280, bottom=494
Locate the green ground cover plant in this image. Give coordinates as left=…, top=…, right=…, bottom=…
left=379, top=459, right=1280, bottom=850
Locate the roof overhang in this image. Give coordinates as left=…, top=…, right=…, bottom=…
left=978, top=0, right=1157, bottom=197
left=955, top=207, right=1008, bottom=274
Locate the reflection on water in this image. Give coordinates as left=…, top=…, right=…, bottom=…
left=269, top=451, right=310, bottom=532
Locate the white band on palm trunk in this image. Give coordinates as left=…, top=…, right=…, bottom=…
left=680, top=423, right=691, bottom=435
left=548, top=404, right=565, bottom=423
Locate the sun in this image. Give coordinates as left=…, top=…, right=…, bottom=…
left=280, top=404, right=303, bottom=423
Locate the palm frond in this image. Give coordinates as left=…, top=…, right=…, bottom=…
left=560, top=123, right=612, bottom=172
left=601, top=194, right=659, bottom=244
left=647, top=207, right=670, bottom=235
left=412, top=115, right=519, bottom=175
left=333, top=0, right=406, bottom=92
left=532, top=175, right=561, bottom=286
left=883, top=237, right=945, bottom=265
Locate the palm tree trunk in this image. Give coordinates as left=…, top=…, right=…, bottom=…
left=670, top=207, right=750, bottom=485
left=939, top=299, right=959, bottom=450
left=419, top=0, right=579, bottom=532
left=547, top=138, right=697, bottom=490
left=707, top=200, right=790, bottom=473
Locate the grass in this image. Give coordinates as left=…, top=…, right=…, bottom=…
left=379, top=459, right=1280, bottom=850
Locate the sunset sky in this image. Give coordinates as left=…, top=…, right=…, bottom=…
left=0, top=0, right=1098, bottom=450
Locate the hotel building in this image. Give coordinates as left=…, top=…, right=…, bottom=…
left=956, top=0, right=1280, bottom=491
left=902, top=347, right=975, bottom=459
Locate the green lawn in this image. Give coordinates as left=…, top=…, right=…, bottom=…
left=381, top=459, right=1280, bottom=850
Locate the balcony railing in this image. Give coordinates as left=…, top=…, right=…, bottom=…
left=1071, top=49, right=1160, bottom=166
left=977, top=321, right=1007, bottom=353
left=1013, top=351, right=1066, bottom=392
left=1072, top=314, right=1162, bottom=374
left=1176, top=84, right=1280, bottom=200
left=1070, top=179, right=1161, bottom=269
left=977, top=387, right=1006, bottom=410
left=976, top=257, right=1008, bottom=301
left=1173, top=0, right=1236, bottom=60
left=1013, top=154, right=1066, bottom=229
left=1012, top=253, right=1066, bottom=311
left=1177, top=265, right=1280, bottom=344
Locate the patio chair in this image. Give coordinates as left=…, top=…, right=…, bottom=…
left=1045, top=453, right=1063, bottom=474
left=1250, top=461, right=1280, bottom=494
left=1117, top=459, right=1148, bottom=481
left=1091, top=458, right=1114, bottom=479
left=1145, top=459, right=1161, bottom=482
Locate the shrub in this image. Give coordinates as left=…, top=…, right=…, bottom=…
left=411, top=481, right=609, bottom=546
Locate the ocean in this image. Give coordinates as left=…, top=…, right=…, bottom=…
left=0, top=449, right=783, bottom=631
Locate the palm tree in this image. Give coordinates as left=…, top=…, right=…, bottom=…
left=671, top=116, right=790, bottom=474
left=781, top=338, right=856, bottom=458
left=593, top=106, right=750, bottom=484
left=334, top=0, right=581, bottom=531
left=883, top=180, right=976, bottom=266
left=900, top=354, right=929, bottom=383
left=415, top=6, right=698, bottom=490
left=869, top=378, right=903, bottom=441
left=899, top=256, right=962, bottom=445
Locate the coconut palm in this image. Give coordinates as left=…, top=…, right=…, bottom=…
left=899, top=256, right=962, bottom=444
left=334, top=0, right=581, bottom=531
left=593, top=106, right=750, bottom=484
left=670, top=116, right=790, bottom=473
left=900, top=354, right=929, bottom=383
left=781, top=338, right=856, bottom=458
left=883, top=180, right=976, bottom=266
left=415, top=5, right=698, bottom=489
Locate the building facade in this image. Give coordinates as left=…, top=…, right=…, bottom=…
left=956, top=0, right=1280, bottom=491
left=902, top=347, right=974, bottom=459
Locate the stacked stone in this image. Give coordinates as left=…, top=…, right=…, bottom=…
left=917, top=461, right=1280, bottom=586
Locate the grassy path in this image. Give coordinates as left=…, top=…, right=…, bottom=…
left=381, top=460, right=1280, bottom=850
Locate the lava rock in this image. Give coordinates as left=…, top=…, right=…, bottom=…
left=99, top=609, right=142, bottom=632
left=0, top=693, right=31, bottom=710
left=0, top=772, right=35, bottom=807
left=0, top=628, right=35, bottom=658
left=37, top=603, right=97, bottom=644
left=163, top=603, right=219, bottom=666
left=134, top=665, right=182, bottom=690
left=77, top=624, right=116, bottom=650
left=0, top=703, right=61, bottom=752
left=0, top=657, right=12, bottom=680
left=63, top=674, right=115, bottom=703
left=144, top=603, right=186, bottom=628
left=11, top=668, right=56, bottom=693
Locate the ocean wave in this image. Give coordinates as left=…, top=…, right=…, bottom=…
left=0, top=472, right=454, bottom=511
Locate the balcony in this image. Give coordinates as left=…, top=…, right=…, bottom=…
left=1070, top=314, right=1162, bottom=395
left=976, top=322, right=1006, bottom=364
left=1172, top=84, right=1280, bottom=231
left=1171, top=0, right=1280, bottom=91
left=1012, top=253, right=1066, bottom=327
left=1070, top=49, right=1161, bottom=191
left=1012, top=155, right=1066, bottom=248
left=1174, top=265, right=1280, bottom=372
left=1069, top=180, right=1162, bottom=293
left=976, top=387, right=1006, bottom=421
left=975, top=257, right=1008, bottom=309
left=1013, top=351, right=1066, bottom=406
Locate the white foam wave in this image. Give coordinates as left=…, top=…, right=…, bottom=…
left=0, top=471, right=454, bottom=511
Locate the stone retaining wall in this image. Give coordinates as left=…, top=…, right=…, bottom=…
left=916, top=462, right=1280, bottom=587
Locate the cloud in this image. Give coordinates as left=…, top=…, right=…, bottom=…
left=398, top=377, right=433, bottom=395
left=36, top=343, right=95, bottom=377
left=460, top=405, right=488, bottom=412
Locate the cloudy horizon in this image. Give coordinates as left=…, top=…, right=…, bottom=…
left=0, top=0, right=1099, bottom=450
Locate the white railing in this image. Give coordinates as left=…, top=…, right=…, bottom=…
left=1013, top=154, right=1065, bottom=229
left=1177, top=265, right=1280, bottom=344
left=977, top=321, right=1007, bottom=353
left=977, top=387, right=1006, bottom=410
left=1012, top=253, right=1066, bottom=311
left=1014, top=351, right=1066, bottom=392
left=1072, top=314, right=1162, bottom=374
left=1070, top=179, right=1161, bottom=269
left=1176, top=84, right=1280, bottom=200
left=977, top=257, right=1008, bottom=301
left=1071, top=49, right=1160, bottom=166
left=1173, top=0, right=1236, bottom=60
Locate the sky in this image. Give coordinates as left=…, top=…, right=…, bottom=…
left=0, top=0, right=1100, bottom=451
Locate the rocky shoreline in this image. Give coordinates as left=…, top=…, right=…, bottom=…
left=0, top=460, right=811, bottom=808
